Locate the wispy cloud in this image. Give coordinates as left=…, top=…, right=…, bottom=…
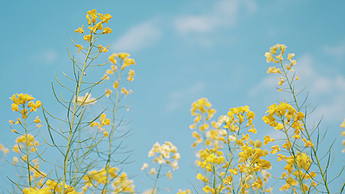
left=30, top=49, right=58, bottom=64
left=249, top=54, right=345, bottom=122
left=323, top=39, right=345, bottom=61
left=174, top=0, right=256, bottom=35
left=112, top=19, right=162, bottom=52
left=166, top=82, right=206, bottom=112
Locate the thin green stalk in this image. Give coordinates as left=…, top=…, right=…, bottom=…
left=280, top=62, right=331, bottom=193
left=280, top=116, right=307, bottom=194
left=103, top=60, right=123, bottom=193
left=24, top=115, right=32, bottom=188
left=201, top=112, right=210, bottom=186
left=61, top=34, right=94, bottom=194
left=152, top=164, right=162, bottom=194
left=218, top=122, right=242, bottom=193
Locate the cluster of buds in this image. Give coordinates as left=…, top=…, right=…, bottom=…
left=90, top=113, right=111, bottom=137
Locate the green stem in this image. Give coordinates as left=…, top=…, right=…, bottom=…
left=61, top=34, right=94, bottom=194
left=104, top=59, right=123, bottom=193
left=218, top=122, right=242, bottom=193
left=24, top=113, right=31, bottom=188
left=280, top=116, right=306, bottom=194
left=280, top=61, right=331, bottom=193
left=152, top=164, right=162, bottom=194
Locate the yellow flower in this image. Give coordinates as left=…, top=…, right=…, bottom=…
left=287, top=53, right=295, bottom=60
left=83, top=34, right=92, bottom=42
left=128, top=69, right=135, bottom=82
left=106, top=69, right=114, bottom=75
left=141, top=163, right=149, bottom=170
left=111, top=65, right=117, bottom=72
left=75, top=25, right=84, bottom=34
left=11, top=103, right=19, bottom=112
left=105, top=89, right=112, bottom=97
left=34, top=116, right=41, bottom=123
left=302, top=138, right=314, bottom=148
left=278, top=77, right=284, bottom=86
left=166, top=170, right=172, bottom=180
left=103, top=27, right=112, bottom=34
left=108, top=53, right=117, bottom=64
left=149, top=168, right=156, bottom=175
left=13, top=157, right=18, bottom=164
left=97, top=44, right=109, bottom=53
left=113, top=81, right=119, bottom=89
left=76, top=44, right=83, bottom=53
left=121, top=88, right=129, bottom=95
left=264, top=52, right=277, bottom=63
left=264, top=135, right=275, bottom=145
left=97, top=13, right=112, bottom=24
left=270, top=145, right=280, bottom=154
left=276, top=54, right=283, bottom=61
left=86, top=9, right=98, bottom=25
left=117, top=53, right=130, bottom=60
left=21, top=109, right=28, bottom=119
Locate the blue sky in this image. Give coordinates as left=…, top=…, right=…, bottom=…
left=1, top=0, right=345, bottom=193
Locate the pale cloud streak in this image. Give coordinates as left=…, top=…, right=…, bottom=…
left=166, top=82, right=206, bottom=112
left=323, top=39, right=345, bottom=61
left=30, top=49, right=58, bottom=64
left=174, top=0, right=256, bottom=35
left=249, top=54, right=345, bottom=122
left=112, top=19, right=162, bottom=52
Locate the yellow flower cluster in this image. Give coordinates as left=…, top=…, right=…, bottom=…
left=90, top=113, right=111, bottom=137
left=341, top=119, right=345, bottom=153
left=74, top=92, right=96, bottom=106
left=263, top=102, right=307, bottom=142
left=177, top=189, right=192, bottom=194
left=197, top=147, right=225, bottom=172
left=83, top=166, right=119, bottom=190
left=278, top=152, right=316, bottom=192
left=104, top=53, right=135, bottom=97
left=23, top=180, right=82, bottom=194
left=264, top=44, right=298, bottom=91
left=147, top=141, right=180, bottom=169
left=0, top=144, right=9, bottom=155
left=74, top=9, right=112, bottom=53
left=113, top=172, right=135, bottom=193
left=264, top=43, right=287, bottom=63
left=189, top=97, right=275, bottom=194
left=225, top=105, right=255, bottom=133
left=9, top=93, right=41, bottom=118
left=190, top=98, right=216, bottom=130
left=13, top=134, right=39, bottom=154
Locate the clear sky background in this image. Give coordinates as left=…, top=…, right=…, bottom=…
left=1, top=0, right=345, bottom=193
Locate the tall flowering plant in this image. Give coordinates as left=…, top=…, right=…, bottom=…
left=2, top=8, right=345, bottom=194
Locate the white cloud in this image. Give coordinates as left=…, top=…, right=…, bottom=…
left=248, top=75, right=278, bottom=96
left=323, top=40, right=345, bottom=61
left=174, top=0, right=256, bottom=35
left=166, top=82, right=206, bottom=112
left=174, top=15, right=215, bottom=34
left=112, top=20, right=162, bottom=52
left=294, top=54, right=316, bottom=78
left=249, top=54, right=345, bottom=122
left=44, top=50, right=58, bottom=64
left=30, top=49, right=58, bottom=64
